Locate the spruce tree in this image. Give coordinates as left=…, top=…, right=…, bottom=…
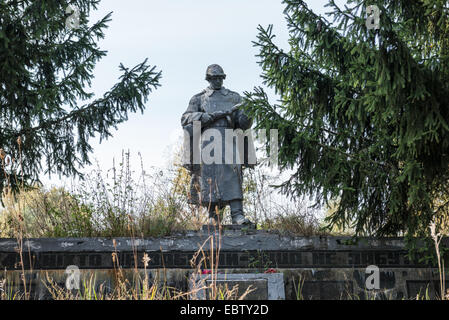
left=244, top=0, right=449, bottom=237
left=0, top=0, right=161, bottom=193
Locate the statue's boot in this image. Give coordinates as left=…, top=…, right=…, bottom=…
left=229, top=200, right=253, bottom=226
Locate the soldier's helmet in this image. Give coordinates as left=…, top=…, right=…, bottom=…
left=205, top=64, right=226, bottom=80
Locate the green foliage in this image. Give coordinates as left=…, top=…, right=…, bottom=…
left=243, top=0, right=449, bottom=237
left=258, top=212, right=324, bottom=236
left=0, top=0, right=161, bottom=194
left=247, top=250, right=273, bottom=272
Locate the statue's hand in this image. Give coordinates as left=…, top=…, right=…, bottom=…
left=210, top=110, right=229, bottom=120
left=202, top=113, right=213, bottom=123
left=230, top=105, right=244, bottom=118
left=232, top=103, right=243, bottom=112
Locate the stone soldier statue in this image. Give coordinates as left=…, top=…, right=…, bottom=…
left=181, top=64, right=255, bottom=226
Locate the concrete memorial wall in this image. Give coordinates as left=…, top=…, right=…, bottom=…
left=0, top=230, right=447, bottom=300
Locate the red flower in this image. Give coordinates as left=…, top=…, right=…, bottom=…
left=264, top=268, right=277, bottom=274
left=201, top=269, right=212, bottom=275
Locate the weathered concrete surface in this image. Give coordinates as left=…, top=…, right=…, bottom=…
left=0, top=232, right=422, bottom=254
left=190, top=273, right=285, bottom=300
left=0, top=232, right=443, bottom=270
left=2, top=268, right=445, bottom=300
left=0, top=232, right=447, bottom=300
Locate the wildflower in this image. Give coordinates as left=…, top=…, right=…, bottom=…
left=142, top=253, right=151, bottom=268
left=264, top=268, right=277, bottom=274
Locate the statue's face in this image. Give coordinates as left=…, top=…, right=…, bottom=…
left=207, top=76, right=224, bottom=90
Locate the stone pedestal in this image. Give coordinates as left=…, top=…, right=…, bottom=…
left=201, top=224, right=256, bottom=232
left=0, top=233, right=447, bottom=299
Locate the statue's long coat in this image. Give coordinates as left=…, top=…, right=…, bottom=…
left=181, top=87, right=254, bottom=206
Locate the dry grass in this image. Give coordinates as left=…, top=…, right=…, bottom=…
left=0, top=150, right=326, bottom=238
left=0, top=151, right=207, bottom=238
left=0, top=224, right=255, bottom=300
left=430, top=220, right=449, bottom=300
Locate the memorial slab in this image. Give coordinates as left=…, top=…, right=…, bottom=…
left=189, top=273, right=285, bottom=300
left=0, top=232, right=447, bottom=299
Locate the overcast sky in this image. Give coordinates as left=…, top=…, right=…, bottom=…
left=42, top=0, right=345, bottom=186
